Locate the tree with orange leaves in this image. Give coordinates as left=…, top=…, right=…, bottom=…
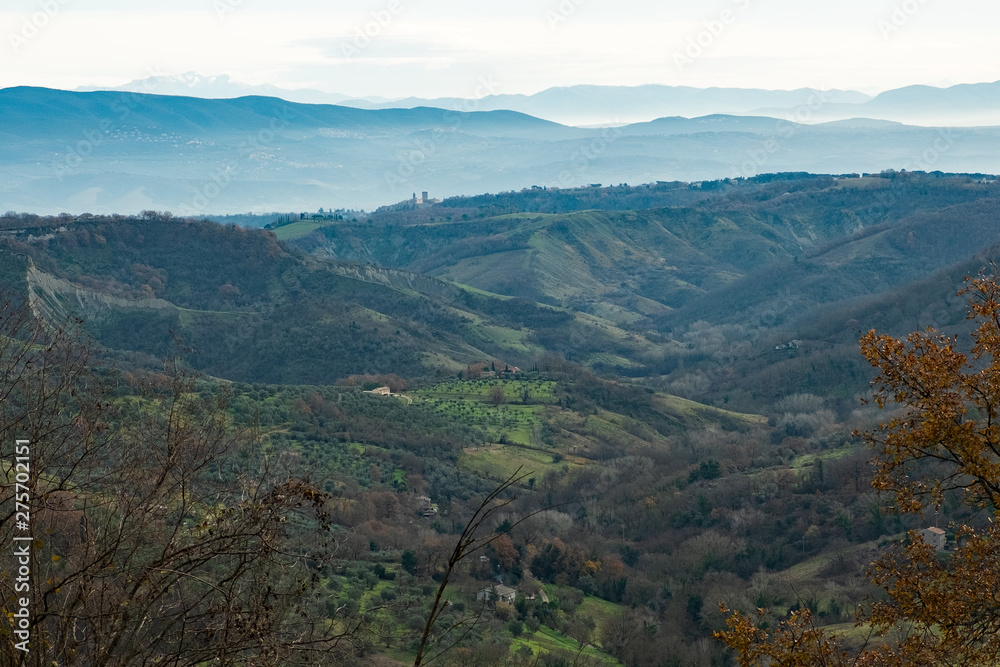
left=717, top=270, right=1000, bottom=666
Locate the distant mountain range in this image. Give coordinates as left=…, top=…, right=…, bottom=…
left=76, top=74, right=1000, bottom=127
left=77, top=73, right=357, bottom=106
left=337, top=85, right=871, bottom=127
left=753, top=81, right=1000, bottom=128
left=4, top=86, right=1000, bottom=215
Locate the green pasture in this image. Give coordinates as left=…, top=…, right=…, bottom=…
left=513, top=626, right=621, bottom=665
left=271, top=221, right=331, bottom=241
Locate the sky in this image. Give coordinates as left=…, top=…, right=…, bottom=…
left=1, top=0, right=998, bottom=98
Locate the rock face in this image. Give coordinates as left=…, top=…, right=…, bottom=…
left=27, top=263, right=177, bottom=325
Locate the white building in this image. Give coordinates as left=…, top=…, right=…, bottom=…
left=919, top=526, right=947, bottom=552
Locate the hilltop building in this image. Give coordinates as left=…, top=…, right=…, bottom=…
left=375, top=191, right=441, bottom=213
left=410, top=191, right=439, bottom=205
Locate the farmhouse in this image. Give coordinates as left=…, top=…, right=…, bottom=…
left=364, top=386, right=392, bottom=396
left=416, top=495, right=438, bottom=518
left=919, top=526, right=947, bottom=552
left=476, top=584, right=517, bottom=604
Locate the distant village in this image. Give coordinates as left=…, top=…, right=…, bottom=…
left=376, top=191, right=442, bottom=213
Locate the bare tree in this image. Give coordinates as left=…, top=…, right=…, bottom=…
left=0, top=298, right=368, bottom=665
left=488, top=385, right=505, bottom=407
left=413, top=467, right=536, bottom=667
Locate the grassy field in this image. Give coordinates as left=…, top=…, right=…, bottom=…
left=424, top=400, right=544, bottom=444
left=477, top=325, right=541, bottom=355
left=416, top=380, right=561, bottom=445
left=792, top=444, right=858, bottom=469
left=460, top=443, right=582, bottom=481
left=655, top=393, right=766, bottom=426
left=584, top=352, right=644, bottom=370
left=541, top=584, right=624, bottom=628
left=513, top=626, right=621, bottom=665
left=781, top=537, right=892, bottom=589
left=271, top=221, right=331, bottom=240
left=417, top=379, right=575, bottom=481
left=509, top=586, right=625, bottom=664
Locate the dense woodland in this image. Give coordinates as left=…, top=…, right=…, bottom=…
left=2, top=173, right=1000, bottom=665
left=2, top=309, right=904, bottom=666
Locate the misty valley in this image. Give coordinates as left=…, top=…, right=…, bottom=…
left=5, top=165, right=1000, bottom=665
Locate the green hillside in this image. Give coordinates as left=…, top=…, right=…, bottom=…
left=267, top=172, right=1000, bottom=416
left=5, top=174, right=1000, bottom=665
left=0, top=217, right=671, bottom=383
left=298, top=174, right=1000, bottom=336
left=305, top=206, right=826, bottom=326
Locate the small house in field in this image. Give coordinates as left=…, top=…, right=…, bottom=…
left=476, top=584, right=517, bottom=605
left=365, top=386, right=392, bottom=396
left=920, top=526, right=947, bottom=552
left=416, top=496, right=438, bottom=518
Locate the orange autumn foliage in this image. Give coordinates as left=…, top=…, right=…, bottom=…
left=717, top=270, right=1000, bottom=666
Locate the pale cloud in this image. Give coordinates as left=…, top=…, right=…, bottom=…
left=0, top=1, right=997, bottom=96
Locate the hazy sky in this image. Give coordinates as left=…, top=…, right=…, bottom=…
left=1, top=0, right=997, bottom=97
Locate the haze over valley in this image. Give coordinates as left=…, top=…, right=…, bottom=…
left=4, top=84, right=999, bottom=215
left=80, top=73, right=1000, bottom=127
left=4, top=2, right=1000, bottom=665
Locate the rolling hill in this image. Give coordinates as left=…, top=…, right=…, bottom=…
left=0, top=215, right=672, bottom=383
left=6, top=174, right=1000, bottom=665
left=291, top=174, right=1000, bottom=334
left=5, top=171, right=1000, bottom=407
left=6, top=87, right=1000, bottom=215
